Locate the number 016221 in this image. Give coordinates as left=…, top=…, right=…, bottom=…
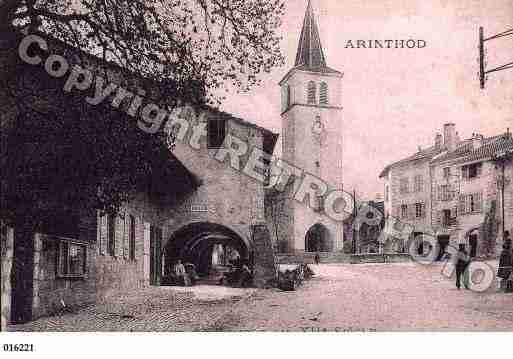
left=3, top=344, right=34, bottom=352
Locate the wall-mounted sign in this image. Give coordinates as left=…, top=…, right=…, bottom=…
left=191, top=204, right=208, bottom=213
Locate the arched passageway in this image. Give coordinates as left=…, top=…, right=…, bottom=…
left=164, top=222, right=251, bottom=277
left=305, top=223, right=333, bottom=252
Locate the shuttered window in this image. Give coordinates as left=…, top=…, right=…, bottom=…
left=207, top=119, right=226, bottom=149
left=400, top=178, right=409, bottom=194
left=459, top=193, right=483, bottom=214
left=129, top=215, right=136, bottom=261
left=319, top=82, right=328, bottom=104
left=307, top=81, right=317, bottom=104
left=414, top=175, right=423, bottom=192
left=107, top=213, right=115, bottom=256
left=401, top=204, right=408, bottom=219
left=462, top=163, right=482, bottom=180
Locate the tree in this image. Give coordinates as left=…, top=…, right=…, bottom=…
left=1, top=0, right=285, bottom=104
left=0, top=0, right=285, bottom=227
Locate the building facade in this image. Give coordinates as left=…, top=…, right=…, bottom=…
left=380, top=123, right=513, bottom=259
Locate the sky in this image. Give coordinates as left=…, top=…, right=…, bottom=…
left=219, top=0, right=513, bottom=200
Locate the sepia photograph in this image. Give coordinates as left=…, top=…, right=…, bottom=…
left=0, top=0, right=512, bottom=356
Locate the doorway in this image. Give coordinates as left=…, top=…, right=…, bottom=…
left=437, top=235, right=450, bottom=261
left=469, top=233, right=478, bottom=258
left=305, top=224, right=332, bottom=252
left=150, top=226, right=162, bottom=286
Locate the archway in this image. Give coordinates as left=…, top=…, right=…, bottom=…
left=305, top=223, right=333, bottom=252
left=164, top=222, right=251, bottom=277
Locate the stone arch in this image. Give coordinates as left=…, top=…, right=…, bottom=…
left=164, top=222, right=251, bottom=276
left=305, top=223, right=333, bottom=252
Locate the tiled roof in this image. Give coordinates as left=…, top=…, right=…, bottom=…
left=380, top=132, right=513, bottom=178
left=431, top=134, right=513, bottom=165
left=379, top=145, right=441, bottom=178
left=295, top=0, right=327, bottom=70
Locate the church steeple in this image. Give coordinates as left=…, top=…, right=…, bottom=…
left=295, top=0, right=327, bottom=69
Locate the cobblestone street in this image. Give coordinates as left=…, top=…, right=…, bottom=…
left=8, top=262, right=513, bottom=332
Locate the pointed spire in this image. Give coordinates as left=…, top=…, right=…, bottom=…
left=295, top=0, right=327, bottom=69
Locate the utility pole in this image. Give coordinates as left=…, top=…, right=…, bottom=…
left=352, top=189, right=357, bottom=254
left=478, top=26, right=513, bottom=89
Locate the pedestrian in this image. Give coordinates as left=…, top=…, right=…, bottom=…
left=455, top=244, right=470, bottom=290
left=498, top=231, right=512, bottom=289
left=314, top=252, right=320, bottom=265
left=173, top=259, right=191, bottom=286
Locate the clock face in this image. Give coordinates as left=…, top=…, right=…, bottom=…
left=312, top=119, right=324, bottom=135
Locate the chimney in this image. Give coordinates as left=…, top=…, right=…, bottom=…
left=435, top=133, right=443, bottom=150
left=443, top=123, right=456, bottom=152
left=471, top=133, right=484, bottom=150
left=506, top=128, right=511, bottom=139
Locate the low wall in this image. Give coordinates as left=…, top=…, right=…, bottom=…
left=276, top=251, right=350, bottom=264
left=350, top=253, right=412, bottom=264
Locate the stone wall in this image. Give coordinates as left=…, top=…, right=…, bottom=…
left=431, top=160, right=499, bottom=256
left=164, top=113, right=270, bottom=251
left=33, top=234, right=96, bottom=319
left=1, top=224, right=14, bottom=331
left=388, top=159, right=433, bottom=236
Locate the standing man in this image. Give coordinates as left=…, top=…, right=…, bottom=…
left=498, top=231, right=512, bottom=291
left=455, top=244, right=470, bottom=290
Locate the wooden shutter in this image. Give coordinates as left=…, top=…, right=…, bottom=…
left=459, top=195, right=466, bottom=215
left=476, top=164, right=483, bottom=177
left=114, top=215, right=122, bottom=257
left=451, top=206, right=458, bottom=218
left=135, top=216, right=143, bottom=259
left=123, top=212, right=130, bottom=259
left=99, top=214, right=108, bottom=255
left=475, top=193, right=483, bottom=212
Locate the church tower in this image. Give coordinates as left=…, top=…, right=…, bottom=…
left=279, top=0, right=344, bottom=253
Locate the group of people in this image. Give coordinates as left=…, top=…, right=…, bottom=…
left=171, top=259, right=200, bottom=287
left=454, top=230, right=512, bottom=291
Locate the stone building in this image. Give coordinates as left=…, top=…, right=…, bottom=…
left=379, top=127, right=445, bottom=253
left=268, top=1, right=345, bottom=255
left=380, top=123, right=513, bottom=259
left=1, top=28, right=277, bottom=327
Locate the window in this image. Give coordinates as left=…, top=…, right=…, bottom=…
left=207, top=119, right=226, bottom=149
left=441, top=208, right=458, bottom=227
left=307, top=81, right=316, bottom=104
left=401, top=204, right=408, bottom=219
left=459, top=193, right=483, bottom=214
left=313, top=195, right=324, bottom=213
left=129, top=215, right=136, bottom=261
left=439, top=184, right=454, bottom=201
left=385, top=185, right=389, bottom=202
left=319, top=82, right=328, bottom=104
left=415, top=203, right=425, bottom=218
left=400, top=178, right=409, bottom=194
left=462, top=163, right=482, bottom=180
left=58, top=241, right=87, bottom=278
left=286, top=85, right=291, bottom=109
left=107, top=213, right=115, bottom=256
left=443, top=167, right=451, bottom=179
left=414, top=175, right=423, bottom=192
